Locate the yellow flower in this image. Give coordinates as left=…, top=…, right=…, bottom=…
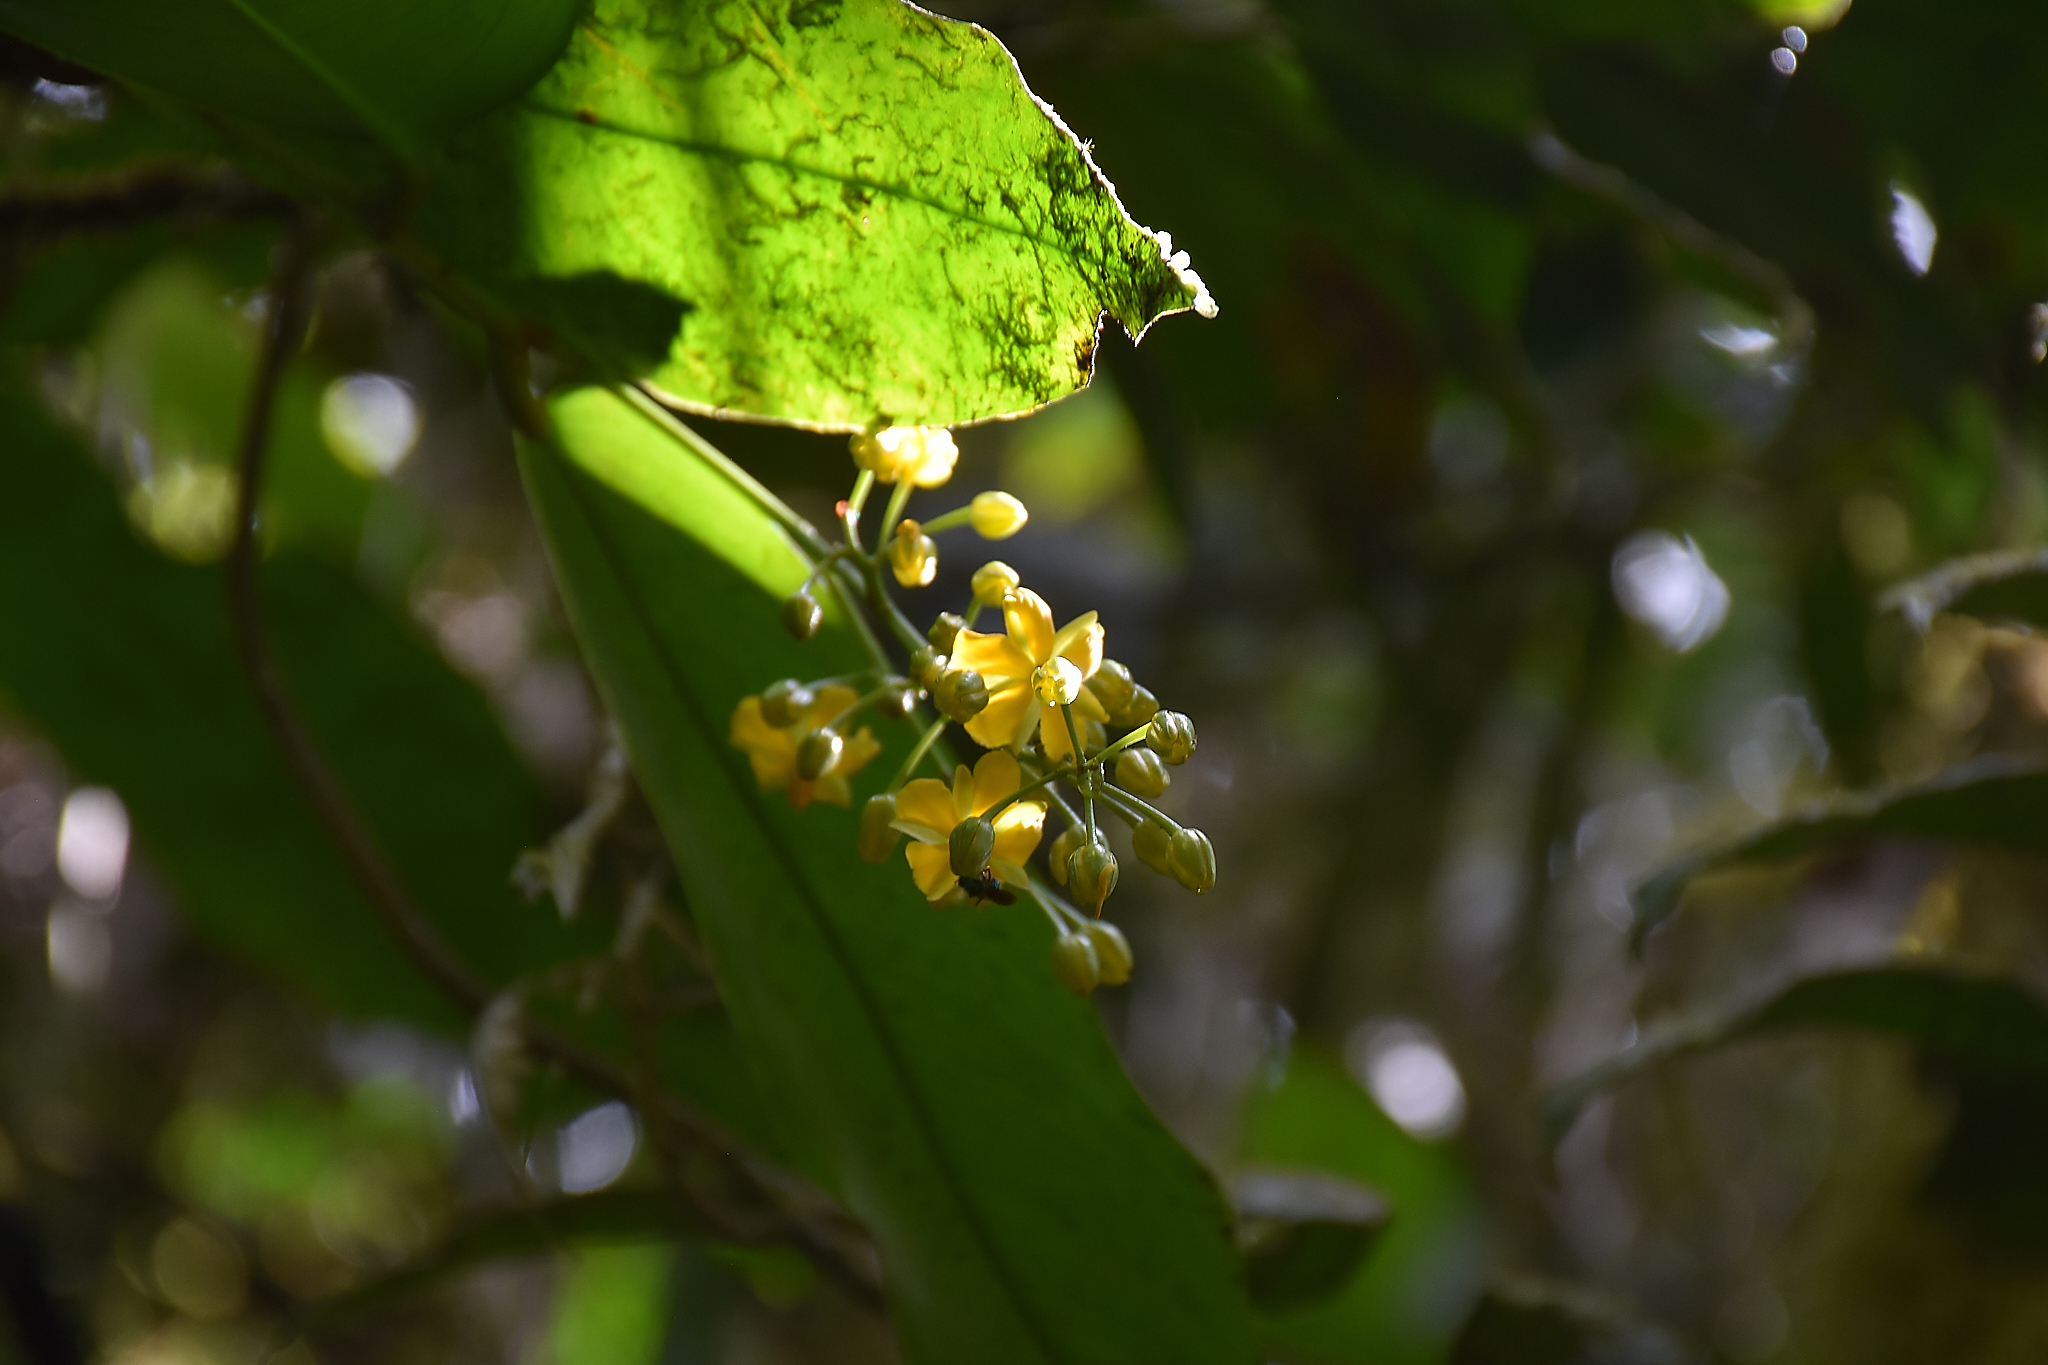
left=850, top=426, right=958, bottom=487
left=947, top=588, right=1106, bottom=761
left=892, top=751, right=1046, bottom=901
left=729, top=682, right=880, bottom=809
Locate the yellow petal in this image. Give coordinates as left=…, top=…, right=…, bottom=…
left=1004, top=588, right=1055, bottom=665
left=969, top=750, right=1023, bottom=815
left=1054, top=616, right=1104, bottom=681
left=805, top=682, right=861, bottom=728
left=731, top=698, right=796, bottom=790
left=837, top=727, right=882, bottom=780
left=990, top=858, right=1032, bottom=889
left=811, top=774, right=852, bottom=807
left=1070, top=687, right=1108, bottom=724
left=949, top=629, right=1031, bottom=687
left=949, top=763, right=975, bottom=822
left=893, top=777, right=957, bottom=841
left=787, top=778, right=816, bottom=810
left=992, top=800, right=1046, bottom=865
left=905, top=842, right=957, bottom=900
left=964, top=680, right=1035, bottom=750
left=1039, top=702, right=1080, bottom=762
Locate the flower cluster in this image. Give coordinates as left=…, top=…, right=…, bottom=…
left=730, top=424, right=1215, bottom=995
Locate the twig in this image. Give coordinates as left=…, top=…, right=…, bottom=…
left=0, top=164, right=293, bottom=239
left=224, top=220, right=883, bottom=1308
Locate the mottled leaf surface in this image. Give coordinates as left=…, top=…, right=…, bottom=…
left=423, top=0, right=1202, bottom=429
left=519, top=385, right=1251, bottom=1365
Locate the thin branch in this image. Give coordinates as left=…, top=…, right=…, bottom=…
left=0, top=164, right=293, bottom=239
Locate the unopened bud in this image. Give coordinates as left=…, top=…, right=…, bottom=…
left=1050, top=931, right=1100, bottom=995
left=908, top=645, right=944, bottom=689
left=889, top=521, right=938, bottom=587
left=858, top=794, right=900, bottom=863
left=796, top=729, right=842, bottom=781
left=1146, top=710, right=1196, bottom=765
left=1087, top=659, right=1136, bottom=715
left=879, top=681, right=917, bottom=720
left=969, top=491, right=1029, bottom=540
left=760, top=678, right=813, bottom=728
left=935, top=668, right=988, bottom=722
left=1133, top=821, right=1173, bottom=875
left=782, top=590, right=824, bottom=640
left=1111, top=684, right=1159, bottom=730
left=929, top=612, right=966, bottom=655
left=1033, top=657, right=1083, bottom=707
left=1066, top=840, right=1118, bottom=912
left=1167, top=828, right=1215, bottom=894
left=1048, top=826, right=1083, bottom=885
left=1085, top=921, right=1133, bottom=986
left=950, top=816, right=996, bottom=877
left=971, top=560, right=1020, bottom=607
left=1115, top=747, right=1170, bottom=799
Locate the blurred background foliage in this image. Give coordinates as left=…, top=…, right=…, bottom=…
left=4, top=0, right=2048, bottom=1362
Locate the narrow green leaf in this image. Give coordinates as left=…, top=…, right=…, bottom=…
left=1878, top=546, right=2048, bottom=633
left=0, top=0, right=577, bottom=157
left=422, top=0, right=1209, bottom=429
left=1632, top=754, right=2048, bottom=949
left=519, top=386, right=1252, bottom=1365
left=1543, top=967, right=2048, bottom=1144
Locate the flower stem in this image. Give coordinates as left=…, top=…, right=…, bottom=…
left=918, top=505, right=973, bottom=534
left=1060, top=702, right=1094, bottom=841
left=887, top=717, right=950, bottom=792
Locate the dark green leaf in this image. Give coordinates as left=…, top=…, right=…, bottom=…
left=1233, top=1170, right=1389, bottom=1313
left=518, top=385, right=1252, bottom=1365
left=1543, top=967, right=2048, bottom=1144
left=1632, top=755, right=2048, bottom=949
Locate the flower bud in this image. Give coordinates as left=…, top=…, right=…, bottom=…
left=1048, top=825, right=1083, bottom=885
left=760, top=678, right=813, bottom=728
left=929, top=612, right=966, bottom=655
left=1115, top=747, right=1170, bottom=799
left=908, top=645, right=944, bottom=689
left=950, top=815, right=996, bottom=878
left=935, top=668, right=989, bottom=722
left=858, top=793, right=901, bottom=863
left=1168, top=828, right=1215, bottom=894
left=1087, top=658, right=1136, bottom=715
left=1146, top=710, right=1197, bottom=765
left=889, top=521, right=938, bottom=588
left=1132, top=821, right=1173, bottom=875
left=1066, top=840, right=1118, bottom=912
left=1050, top=931, right=1100, bottom=995
left=1033, top=657, right=1084, bottom=707
left=796, top=728, right=842, bottom=781
left=851, top=426, right=958, bottom=487
left=782, top=590, right=823, bottom=640
left=1111, top=684, right=1159, bottom=730
left=969, top=491, right=1029, bottom=539
left=971, top=560, right=1020, bottom=607
left=1085, top=921, right=1133, bottom=986
left=879, top=681, right=917, bottom=720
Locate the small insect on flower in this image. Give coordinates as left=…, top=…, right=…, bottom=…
left=955, top=867, right=1017, bottom=906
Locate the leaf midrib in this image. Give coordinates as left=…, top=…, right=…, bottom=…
left=544, top=435, right=1071, bottom=1364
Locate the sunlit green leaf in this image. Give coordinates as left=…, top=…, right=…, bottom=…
left=421, top=0, right=1206, bottom=429
left=518, top=385, right=1252, bottom=1365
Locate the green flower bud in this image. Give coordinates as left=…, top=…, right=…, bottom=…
left=889, top=521, right=939, bottom=588
left=879, top=680, right=917, bottom=720
left=928, top=611, right=966, bottom=656
left=760, top=678, right=813, bottom=728
left=1168, top=828, right=1215, bottom=894
left=1085, top=921, right=1133, bottom=986
left=949, top=815, right=996, bottom=878
left=935, top=668, right=989, bottom=722
left=1115, top=747, right=1170, bottom=799
left=1133, top=821, right=1173, bottom=875
left=796, top=728, right=842, bottom=781
left=1048, top=826, right=1084, bottom=885
left=1066, top=840, right=1119, bottom=912
left=781, top=590, right=824, bottom=641
left=908, top=645, right=944, bottom=689
left=970, top=491, right=1030, bottom=539
left=1111, top=684, right=1159, bottom=730
left=858, top=794, right=901, bottom=863
left=971, top=560, right=1020, bottom=607
left=1050, top=931, right=1100, bottom=995
left=1146, top=710, right=1197, bottom=765
left=1087, top=658, right=1136, bottom=715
